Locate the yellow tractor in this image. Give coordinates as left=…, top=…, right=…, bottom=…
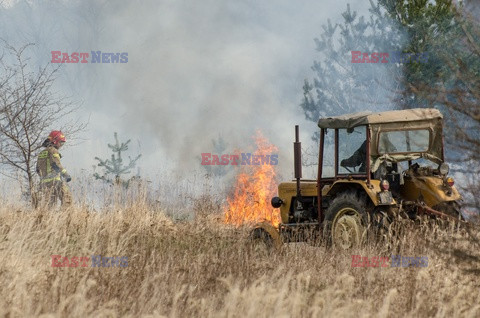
left=253, top=108, right=463, bottom=249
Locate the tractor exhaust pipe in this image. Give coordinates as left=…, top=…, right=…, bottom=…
left=294, top=125, right=302, bottom=204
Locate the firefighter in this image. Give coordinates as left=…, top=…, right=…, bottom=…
left=341, top=140, right=367, bottom=172
left=341, top=136, right=397, bottom=174
left=36, top=130, right=72, bottom=207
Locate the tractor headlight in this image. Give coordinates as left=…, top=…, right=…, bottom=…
left=439, top=163, right=449, bottom=175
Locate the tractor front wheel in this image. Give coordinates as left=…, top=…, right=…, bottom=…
left=249, top=222, right=282, bottom=251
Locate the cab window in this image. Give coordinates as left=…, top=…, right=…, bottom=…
left=378, top=129, right=430, bottom=154
left=338, top=126, right=367, bottom=174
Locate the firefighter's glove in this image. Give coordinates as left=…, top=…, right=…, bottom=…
left=62, top=169, right=72, bottom=182
left=61, top=169, right=72, bottom=182
left=340, top=159, right=346, bottom=167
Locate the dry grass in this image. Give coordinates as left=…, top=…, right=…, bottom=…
left=0, top=194, right=479, bottom=318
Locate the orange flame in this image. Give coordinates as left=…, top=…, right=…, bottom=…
left=223, top=131, right=281, bottom=227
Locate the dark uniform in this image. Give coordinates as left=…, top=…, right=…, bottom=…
left=36, top=145, right=72, bottom=207
left=341, top=140, right=367, bottom=172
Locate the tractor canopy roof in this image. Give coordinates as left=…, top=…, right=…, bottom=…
left=318, top=108, right=446, bottom=169
left=317, top=108, right=442, bottom=129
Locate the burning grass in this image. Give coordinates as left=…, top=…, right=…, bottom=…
left=0, top=195, right=479, bottom=317
left=223, top=131, right=281, bottom=227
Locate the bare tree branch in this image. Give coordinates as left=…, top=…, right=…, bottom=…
left=0, top=41, right=87, bottom=202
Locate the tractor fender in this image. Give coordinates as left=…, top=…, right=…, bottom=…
left=325, top=179, right=390, bottom=206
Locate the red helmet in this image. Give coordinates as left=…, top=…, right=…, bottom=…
left=48, top=130, right=66, bottom=146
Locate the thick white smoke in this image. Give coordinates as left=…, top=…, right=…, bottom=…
left=0, top=0, right=369, bottom=181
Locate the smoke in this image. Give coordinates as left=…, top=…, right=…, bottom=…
left=0, top=0, right=369, bottom=179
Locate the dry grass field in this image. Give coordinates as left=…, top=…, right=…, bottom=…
left=0, top=191, right=479, bottom=318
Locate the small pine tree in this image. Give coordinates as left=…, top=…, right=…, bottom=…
left=94, top=132, right=142, bottom=188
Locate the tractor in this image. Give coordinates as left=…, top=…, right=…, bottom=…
left=252, top=108, right=464, bottom=249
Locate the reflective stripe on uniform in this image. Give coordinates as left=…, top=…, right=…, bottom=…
left=41, top=171, right=61, bottom=183
left=41, top=176, right=61, bottom=183
left=38, top=151, right=49, bottom=158
left=39, top=150, right=52, bottom=174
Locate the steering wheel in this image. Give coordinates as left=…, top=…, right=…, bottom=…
left=343, top=165, right=354, bottom=173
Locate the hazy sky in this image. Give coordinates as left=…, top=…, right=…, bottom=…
left=0, top=0, right=369, bottom=180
